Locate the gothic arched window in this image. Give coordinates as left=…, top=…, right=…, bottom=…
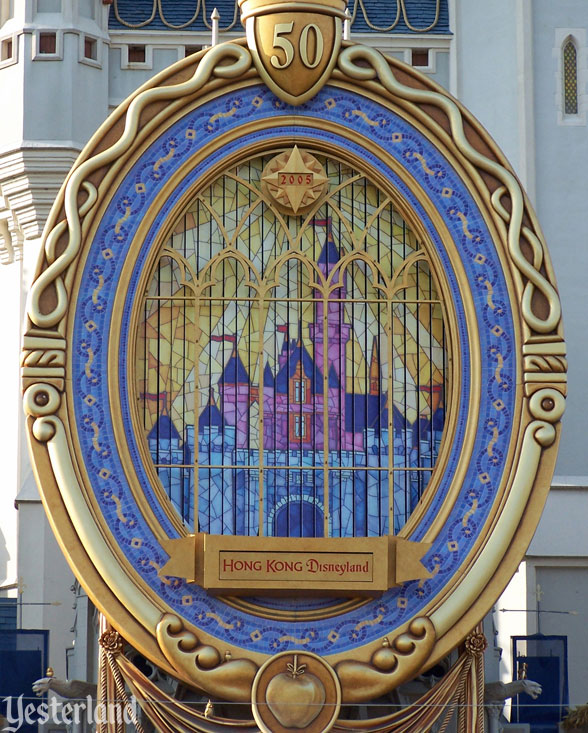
left=563, top=38, right=579, bottom=115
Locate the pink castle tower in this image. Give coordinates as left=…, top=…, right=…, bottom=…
left=269, top=322, right=325, bottom=450
left=216, top=221, right=372, bottom=454
left=308, top=219, right=356, bottom=449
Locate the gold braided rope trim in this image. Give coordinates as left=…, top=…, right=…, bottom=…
left=349, top=0, right=400, bottom=32
left=437, top=661, right=470, bottom=733
left=98, top=645, right=109, bottom=733
left=107, top=653, right=146, bottom=733
left=27, top=43, right=252, bottom=331
left=112, top=0, right=441, bottom=33
left=157, top=0, right=202, bottom=29
left=337, top=45, right=562, bottom=335
left=350, top=0, right=440, bottom=33
left=397, top=0, right=441, bottom=32
left=98, top=618, right=145, bottom=733
left=114, top=0, right=157, bottom=29
left=113, top=0, right=240, bottom=32
left=458, top=628, right=486, bottom=733
left=476, top=648, right=485, bottom=730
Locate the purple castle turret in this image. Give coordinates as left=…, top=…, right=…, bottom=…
left=308, top=219, right=357, bottom=449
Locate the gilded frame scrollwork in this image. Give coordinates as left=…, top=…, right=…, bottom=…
left=22, top=38, right=565, bottom=704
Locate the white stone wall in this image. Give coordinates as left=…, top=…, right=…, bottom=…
left=464, top=0, right=588, bottom=714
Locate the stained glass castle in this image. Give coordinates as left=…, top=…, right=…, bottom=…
left=148, top=226, right=445, bottom=537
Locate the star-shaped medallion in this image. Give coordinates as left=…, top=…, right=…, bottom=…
left=261, top=147, right=329, bottom=214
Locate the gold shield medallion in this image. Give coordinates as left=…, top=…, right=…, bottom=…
left=240, top=0, right=344, bottom=105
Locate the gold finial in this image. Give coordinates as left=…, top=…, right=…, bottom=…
left=46, top=667, right=54, bottom=678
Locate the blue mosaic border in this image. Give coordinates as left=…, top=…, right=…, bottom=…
left=71, top=84, right=515, bottom=655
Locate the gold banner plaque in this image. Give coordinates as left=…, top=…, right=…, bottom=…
left=161, top=534, right=431, bottom=596
left=219, top=551, right=374, bottom=583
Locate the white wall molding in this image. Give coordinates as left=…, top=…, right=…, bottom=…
left=0, top=145, right=81, bottom=244
left=0, top=215, right=22, bottom=264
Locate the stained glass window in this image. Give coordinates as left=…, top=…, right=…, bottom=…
left=563, top=39, right=578, bottom=115
left=136, top=154, right=449, bottom=538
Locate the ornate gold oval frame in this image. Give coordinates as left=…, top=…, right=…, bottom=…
left=22, top=40, right=565, bottom=703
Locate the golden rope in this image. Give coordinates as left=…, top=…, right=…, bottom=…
left=476, top=649, right=485, bottom=731
left=115, top=687, right=124, bottom=733
left=462, top=628, right=486, bottom=732
left=113, top=0, right=240, bottom=31
left=98, top=646, right=109, bottom=733
left=352, top=0, right=441, bottom=33
left=113, top=0, right=157, bottom=28
left=353, top=0, right=401, bottom=33
left=400, top=0, right=441, bottom=33
left=157, top=0, right=202, bottom=30
left=437, top=656, right=471, bottom=733
left=107, top=652, right=146, bottom=733
left=112, top=0, right=441, bottom=33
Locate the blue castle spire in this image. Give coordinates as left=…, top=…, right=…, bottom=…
left=317, top=219, right=341, bottom=268
left=148, top=413, right=181, bottom=442
left=220, top=341, right=250, bottom=384
left=199, top=388, right=223, bottom=430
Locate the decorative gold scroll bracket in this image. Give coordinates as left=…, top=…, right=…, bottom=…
left=336, top=616, right=437, bottom=702
left=160, top=534, right=432, bottom=596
